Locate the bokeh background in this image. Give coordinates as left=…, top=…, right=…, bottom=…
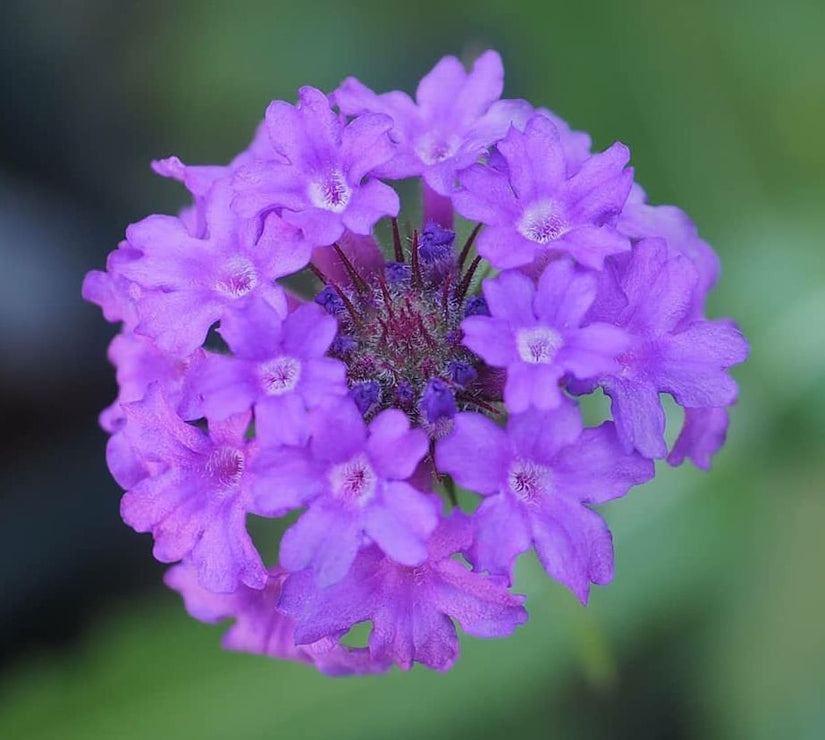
left=2, top=0, right=824, bottom=738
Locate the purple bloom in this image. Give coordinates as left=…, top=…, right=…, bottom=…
left=233, top=86, right=400, bottom=245
left=462, top=260, right=628, bottom=412
left=437, top=405, right=654, bottom=602
left=165, top=562, right=388, bottom=676
left=453, top=114, right=633, bottom=269
left=335, top=50, right=532, bottom=196
left=112, top=385, right=265, bottom=593
left=84, top=49, right=748, bottom=674
left=185, top=299, right=346, bottom=446
left=113, top=180, right=290, bottom=355
left=253, top=399, right=438, bottom=586
left=583, top=238, right=749, bottom=459
left=278, top=513, right=528, bottom=671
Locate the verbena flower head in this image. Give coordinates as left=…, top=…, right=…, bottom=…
left=84, top=51, right=749, bottom=674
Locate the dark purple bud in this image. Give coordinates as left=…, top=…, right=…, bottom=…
left=447, top=361, right=478, bottom=388
left=315, top=285, right=344, bottom=315
left=395, top=381, right=415, bottom=406
left=351, top=381, right=381, bottom=415
left=384, top=261, right=411, bottom=285
left=464, top=295, right=490, bottom=317
left=331, top=334, right=357, bottom=355
left=418, top=222, right=456, bottom=264
left=418, top=378, right=457, bottom=423
left=445, top=330, right=462, bottom=347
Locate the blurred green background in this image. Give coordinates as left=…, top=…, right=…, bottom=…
left=1, top=0, right=824, bottom=738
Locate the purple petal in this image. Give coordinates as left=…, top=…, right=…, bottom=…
left=191, top=503, right=267, bottom=592
left=217, top=298, right=284, bottom=359
left=299, top=357, right=348, bottom=406
left=122, top=215, right=205, bottom=289
left=310, top=399, right=368, bottom=463
left=135, top=289, right=223, bottom=355
left=256, top=212, right=314, bottom=279
left=560, top=323, right=627, bottom=379
left=461, top=316, right=515, bottom=367
left=280, top=500, right=362, bottom=586
left=558, top=224, right=630, bottom=269
left=604, top=376, right=668, bottom=458
left=454, top=165, right=518, bottom=224
left=450, top=50, right=505, bottom=122
left=186, top=354, right=257, bottom=421
left=282, top=208, right=344, bottom=248
left=667, top=406, right=730, bottom=470
left=468, top=494, right=531, bottom=579
left=366, top=409, right=429, bottom=479
left=652, top=321, right=747, bottom=407
left=497, top=114, right=566, bottom=199
left=534, top=258, right=597, bottom=327
left=341, top=179, right=400, bottom=235
left=553, top=422, right=655, bottom=503
left=278, top=559, right=378, bottom=643
left=619, top=238, right=697, bottom=335
left=254, top=393, right=310, bottom=447
left=251, top=446, right=320, bottom=514
left=365, top=482, right=438, bottom=565
left=340, top=113, right=396, bottom=183
left=415, top=54, right=468, bottom=115
left=281, top=303, right=337, bottom=357
left=504, top=362, right=559, bottom=413
left=507, top=403, right=583, bottom=462
left=435, top=412, right=509, bottom=494
left=476, top=226, right=538, bottom=269
left=530, top=497, right=614, bottom=604
left=483, top=270, right=536, bottom=323
left=565, top=141, right=632, bottom=219
left=433, top=557, right=528, bottom=637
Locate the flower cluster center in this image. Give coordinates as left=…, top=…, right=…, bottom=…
left=507, top=459, right=552, bottom=502
left=217, top=257, right=258, bottom=297
left=259, top=356, right=302, bottom=395
left=518, top=200, right=565, bottom=244
left=318, top=226, right=496, bottom=429
left=309, top=171, right=351, bottom=213
left=516, top=326, right=563, bottom=364
left=206, top=446, right=245, bottom=490
left=329, top=453, right=377, bottom=505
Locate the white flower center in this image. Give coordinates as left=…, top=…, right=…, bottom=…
left=216, top=257, right=258, bottom=298
left=516, top=326, right=563, bottom=364
left=415, top=132, right=460, bottom=165
left=206, top=446, right=245, bottom=490
left=507, top=458, right=552, bottom=503
left=308, top=171, right=351, bottom=212
left=259, top=356, right=302, bottom=395
left=329, top=454, right=377, bottom=506
left=518, top=200, right=566, bottom=244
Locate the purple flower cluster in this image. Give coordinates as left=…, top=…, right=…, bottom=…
left=84, top=51, right=748, bottom=674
